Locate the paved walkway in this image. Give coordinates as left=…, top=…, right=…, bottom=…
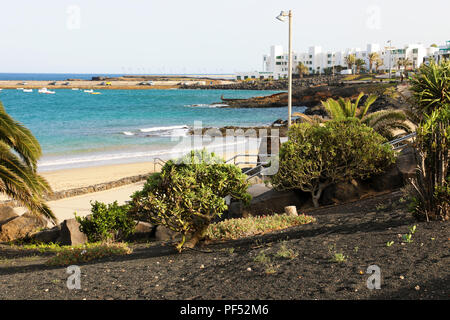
left=14, top=181, right=145, bottom=224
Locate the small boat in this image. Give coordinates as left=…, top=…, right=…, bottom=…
left=17, top=88, right=24, bottom=90
left=38, top=88, right=48, bottom=93
left=43, top=90, right=55, bottom=94
left=72, top=88, right=79, bottom=90
left=23, top=89, right=33, bottom=93
left=84, top=89, right=93, bottom=93
left=90, top=92, right=101, bottom=95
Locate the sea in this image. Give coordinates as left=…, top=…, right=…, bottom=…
left=0, top=74, right=305, bottom=171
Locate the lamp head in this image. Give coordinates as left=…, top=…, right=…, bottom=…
left=276, top=11, right=287, bottom=21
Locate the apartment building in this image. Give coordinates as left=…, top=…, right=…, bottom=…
left=236, top=42, right=443, bottom=80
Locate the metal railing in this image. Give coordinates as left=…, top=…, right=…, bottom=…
left=386, top=132, right=417, bottom=150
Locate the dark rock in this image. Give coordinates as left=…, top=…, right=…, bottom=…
left=0, top=206, right=19, bottom=226
left=396, top=147, right=416, bottom=180
left=321, top=180, right=365, bottom=205
left=32, top=226, right=61, bottom=243
left=367, top=165, right=404, bottom=193
left=241, top=189, right=310, bottom=217
left=56, top=218, right=88, bottom=246
left=0, top=212, right=47, bottom=242
left=127, top=221, right=155, bottom=240
left=154, top=225, right=179, bottom=241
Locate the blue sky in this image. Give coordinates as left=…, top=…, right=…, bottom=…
left=1, top=0, right=448, bottom=74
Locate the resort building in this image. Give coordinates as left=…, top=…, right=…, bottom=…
left=426, top=40, right=450, bottom=64
left=236, top=41, right=445, bottom=80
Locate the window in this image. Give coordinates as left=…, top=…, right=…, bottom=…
left=309, top=55, right=312, bottom=58
left=276, top=56, right=282, bottom=59
left=237, top=76, right=241, bottom=80
left=413, top=49, right=418, bottom=54
left=276, top=62, right=282, bottom=65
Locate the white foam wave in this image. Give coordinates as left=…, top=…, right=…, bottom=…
left=122, top=131, right=134, bottom=136
left=38, top=139, right=255, bottom=168
left=139, top=125, right=188, bottom=133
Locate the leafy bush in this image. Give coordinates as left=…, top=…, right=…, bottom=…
left=75, top=201, right=136, bottom=242
left=271, top=119, right=396, bottom=207
left=407, top=60, right=449, bottom=221
left=205, top=213, right=315, bottom=240
left=129, top=150, right=251, bottom=252
left=45, top=242, right=132, bottom=266
left=410, top=60, right=449, bottom=115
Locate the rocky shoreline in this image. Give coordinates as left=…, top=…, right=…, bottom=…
left=180, top=75, right=345, bottom=90
left=218, top=82, right=396, bottom=108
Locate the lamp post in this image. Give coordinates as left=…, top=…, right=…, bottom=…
left=387, top=40, right=392, bottom=80
left=276, top=10, right=293, bottom=128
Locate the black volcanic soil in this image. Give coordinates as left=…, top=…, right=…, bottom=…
left=0, top=191, right=448, bottom=300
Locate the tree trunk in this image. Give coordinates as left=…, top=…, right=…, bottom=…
left=184, top=224, right=208, bottom=249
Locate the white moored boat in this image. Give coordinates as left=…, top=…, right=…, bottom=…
left=84, top=89, right=93, bottom=93
left=39, top=88, right=55, bottom=94
left=23, top=89, right=33, bottom=93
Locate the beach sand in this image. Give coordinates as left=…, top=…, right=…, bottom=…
left=40, top=161, right=158, bottom=192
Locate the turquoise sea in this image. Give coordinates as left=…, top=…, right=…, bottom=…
left=0, top=89, right=305, bottom=171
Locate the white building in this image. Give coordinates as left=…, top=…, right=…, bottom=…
left=236, top=42, right=442, bottom=80
left=427, top=40, right=450, bottom=64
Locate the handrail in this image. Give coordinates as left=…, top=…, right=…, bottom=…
left=225, top=154, right=270, bottom=164
left=385, top=132, right=417, bottom=151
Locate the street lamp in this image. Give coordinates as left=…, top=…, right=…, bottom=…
left=387, top=40, right=392, bottom=79
left=276, top=10, right=293, bottom=128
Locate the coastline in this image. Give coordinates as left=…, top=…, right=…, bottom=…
left=0, top=77, right=234, bottom=90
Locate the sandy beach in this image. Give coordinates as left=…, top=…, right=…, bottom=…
left=40, top=161, right=159, bottom=192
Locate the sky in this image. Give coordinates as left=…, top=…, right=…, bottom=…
left=0, top=0, right=449, bottom=74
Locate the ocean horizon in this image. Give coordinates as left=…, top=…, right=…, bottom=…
left=0, top=73, right=235, bottom=81
left=0, top=88, right=304, bottom=171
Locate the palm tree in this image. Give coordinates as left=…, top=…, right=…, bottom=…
left=374, top=57, right=384, bottom=73
left=355, top=58, right=366, bottom=74
left=368, top=52, right=380, bottom=73
left=0, top=101, right=56, bottom=223
left=296, top=62, right=309, bottom=78
left=402, top=58, right=412, bottom=72
left=294, top=92, right=411, bottom=140
left=345, top=54, right=356, bottom=70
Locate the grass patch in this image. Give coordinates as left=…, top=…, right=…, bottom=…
left=275, top=243, right=298, bottom=259
left=45, top=242, right=132, bottom=266
left=331, top=252, right=347, bottom=263
left=205, top=213, right=315, bottom=241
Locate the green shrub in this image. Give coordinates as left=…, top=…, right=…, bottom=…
left=271, top=119, right=396, bottom=207
left=129, top=150, right=251, bottom=252
left=75, top=201, right=136, bottom=242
